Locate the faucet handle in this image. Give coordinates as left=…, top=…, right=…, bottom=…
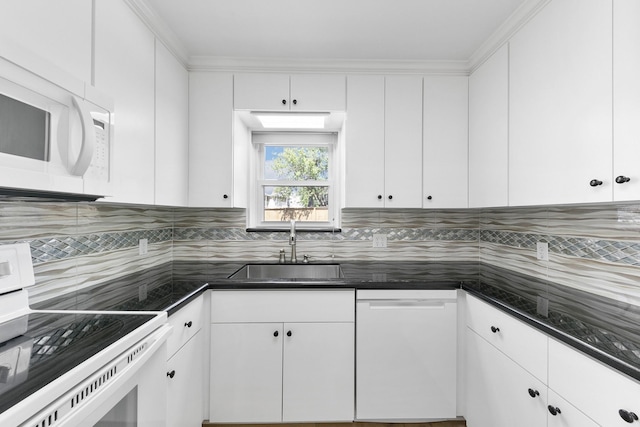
left=302, top=254, right=310, bottom=263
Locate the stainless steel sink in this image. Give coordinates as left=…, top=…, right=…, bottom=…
left=229, top=263, right=343, bottom=279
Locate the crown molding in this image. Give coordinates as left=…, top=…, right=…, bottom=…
left=126, top=0, right=551, bottom=76
left=468, top=0, right=552, bottom=72
left=124, top=0, right=189, bottom=67
left=188, top=56, right=471, bottom=75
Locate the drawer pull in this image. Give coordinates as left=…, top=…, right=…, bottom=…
left=490, top=326, right=500, bottom=333
left=167, top=370, right=176, bottom=379
left=527, top=388, right=540, bottom=398
left=619, top=409, right=639, bottom=423
left=184, top=321, right=193, bottom=328
left=287, top=330, right=292, bottom=337
left=273, top=331, right=279, bottom=337
left=548, top=405, right=561, bottom=416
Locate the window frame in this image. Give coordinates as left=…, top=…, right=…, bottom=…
left=249, top=131, right=339, bottom=230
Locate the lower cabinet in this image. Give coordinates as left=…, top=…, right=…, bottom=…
left=209, top=290, right=355, bottom=423
left=165, top=295, right=205, bottom=427
left=166, top=331, right=204, bottom=427
left=546, top=389, right=599, bottom=427
left=466, top=328, right=547, bottom=427
left=465, top=294, right=602, bottom=427
left=548, top=338, right=640, bottom=426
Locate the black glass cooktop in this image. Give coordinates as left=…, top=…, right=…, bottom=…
left=0, top=311, right=155, bottom=415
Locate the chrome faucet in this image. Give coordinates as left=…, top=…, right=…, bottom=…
left=289, top=220, right=297, bottom=263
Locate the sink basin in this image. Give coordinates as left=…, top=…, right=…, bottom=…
left=229, top=263, right=343, bottom=279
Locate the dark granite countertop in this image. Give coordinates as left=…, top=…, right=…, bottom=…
left=32, top=260, right=640, bottom=382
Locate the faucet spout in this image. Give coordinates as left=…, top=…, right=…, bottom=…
left=289, top=220, right=297, bottom=263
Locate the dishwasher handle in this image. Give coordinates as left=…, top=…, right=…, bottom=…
left=358, top=299, right=454, bottom=310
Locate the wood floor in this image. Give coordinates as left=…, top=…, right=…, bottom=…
left=203, top=422, right=467, bottom=427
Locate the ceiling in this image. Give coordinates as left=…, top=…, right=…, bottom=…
left=140, top=0, right=531, bottom=67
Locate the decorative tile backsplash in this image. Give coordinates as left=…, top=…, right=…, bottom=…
left=3, top=199, right=640, bottom=305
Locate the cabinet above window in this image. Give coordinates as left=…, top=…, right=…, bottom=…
left=234, top=73, right=346, bottom=112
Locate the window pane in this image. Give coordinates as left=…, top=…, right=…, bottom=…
left=264, top=146, right=328, bottom=181
left=263, top=186, right=329, bottom=222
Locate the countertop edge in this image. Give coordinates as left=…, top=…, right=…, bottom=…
left=463, top=285, right=640, bottom=383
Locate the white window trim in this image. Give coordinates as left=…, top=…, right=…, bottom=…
left=249, top=132, right=340, bottom=230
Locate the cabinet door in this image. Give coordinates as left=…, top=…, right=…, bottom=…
left=466, top=329, right=547, bottom=427
left=384, top=75, right=423, bottom=208
left=155, top=42, right=188, bottom=207
left=167, top=331, right=203, bottom=427
left=613, top=0, right=640, bottom=201
left=468, top=44, right=509, bottom=208
left=234, top=73, right=290, bottom=111
left=0, top=0, right=92, bottom=82
left=509, top=0, right=613, bottom=206
left=466, top=294, right=548, bottom=383
left=282, top=322, right=354, bottom=422
left=547, top=389, right=599, bottom=427
left=549, top=338, right=640, bottom=427
left=210, top=323, right=283, bottom=423
left=290, top=74, right=346, bottom=111
left=344, top=75, right=385, bottom=208
left=94, top=0, right=155, bottom=204
left=423, top=76, right=468, bottom=208
left=357, top=295, right=457, bottom=419
left=189, top=72, right=234, bottom=207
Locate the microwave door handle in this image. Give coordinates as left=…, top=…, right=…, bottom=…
left=69, top=95, right=96, bottom=176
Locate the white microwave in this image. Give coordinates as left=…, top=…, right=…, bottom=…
left=0, top=45, right=113, bottom=199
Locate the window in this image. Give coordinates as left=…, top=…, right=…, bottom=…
left=251, top=132, right=338, bottom=228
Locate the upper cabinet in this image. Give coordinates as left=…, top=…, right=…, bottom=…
left=345, top=75, right=423, bottom=208
left=234, top=73, right=346, bottom=111
left=344, top=75, right=385, bottom=208
left=423, top=76, right=468, bottom=209
left=508, top=0, right=613, bottom=206
left=612, top=0, right=640, bottom=201
left=0, top=0, right=92, bottom=83
left=189, top=72, right=235, bottom=207
left=155, top=42, right=189, bottom=207
left=468, top=45, right=509, bottom=208
left=94, top=0, right=156, bottom=205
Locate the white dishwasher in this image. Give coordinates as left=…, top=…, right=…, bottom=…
left=356, top=289, right=458, bottom=421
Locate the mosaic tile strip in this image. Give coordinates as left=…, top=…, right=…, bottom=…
left=26, top=228, right=173, bottom=264
left=481, top=230, right=640, bottom=267
left=173, top=227, right=479, bottom=242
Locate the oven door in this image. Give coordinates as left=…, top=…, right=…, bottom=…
left=23, top=324, right=170, bottom=427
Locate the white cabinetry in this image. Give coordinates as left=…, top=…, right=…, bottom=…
left=356, top=290, right=457, bottom=420
left=549, top=338, right=640, bottom=427
left=465, top=294, right=606, bottom=427
left=345, top=75, right=423, bottom=208
left=509, top=0, right=613, bottom=206
left=423, top=76, right=468, bottom=208
left=166, top=296, right=205, bottom=427
left=188, top=72, right=235, bottom=207
left=468, top=44, right=509, bottom=208
left=612, top=0, right=640, bottom=201
left=209, top=290, right=355, bottom=423
left=0, top=0, right=92, bottom=83
left=94, top=0, right=156, bottom=204
left=344, top=75, right=385, bottom=208
left=466, top=328, right=547, bottom=427
left=155, top=42, right=188, bottom=206
left=234, top=73, right=345, bottom=111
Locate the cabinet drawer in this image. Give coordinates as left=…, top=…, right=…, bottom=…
left=549, top=338, right=640, bottom=426
left=167, top=296, right=204, bottom=358
left=466, top=294, right=548, bottom=382
left=547, top=389, right=599, bottom=427
left=211, top=290, right=355, bottom=323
